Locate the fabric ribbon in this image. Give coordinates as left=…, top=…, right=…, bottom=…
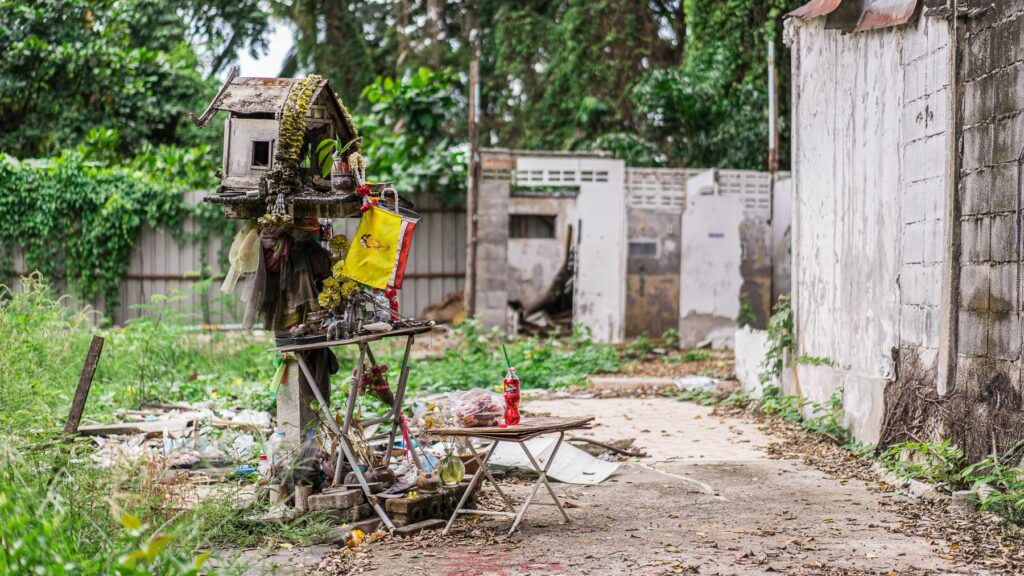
left=271, top=353, right=295, bottom=388
left=400, top=414, right=415, bottom=466
left=385, top=286, right=400, bottom=321
left=359, top=197, right=378, bottom=213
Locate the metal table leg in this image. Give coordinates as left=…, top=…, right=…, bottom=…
left=466, top=441, right=514, bottom=512
left=295, top=354, right=395, bottom=531
left=442, top=441, right=505, bottom=535
left=384, top=335, right=419, bottom=468
left=508, top=432, right=570, bottom=535
left=343, top=344, right=366, bottom=434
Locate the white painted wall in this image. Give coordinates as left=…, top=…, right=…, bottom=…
left=225, top=117, right=278, bottom=183
left=679, top=170, right=745, bottom=348
left=572, top=157, right=628, bottom=343
left=788, top=15, right=950, bottom=443
left=734, top=327, right=772, bottom=397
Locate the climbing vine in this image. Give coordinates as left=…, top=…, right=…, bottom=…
left=0, top=151, right=233, bottom=315
left=759, top=294, right=794, bottom=385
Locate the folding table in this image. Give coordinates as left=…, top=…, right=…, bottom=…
left=430, top=416, right=595, bottom=536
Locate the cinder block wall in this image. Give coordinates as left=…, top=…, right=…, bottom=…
left=950, top=1, right=1024, bottom=460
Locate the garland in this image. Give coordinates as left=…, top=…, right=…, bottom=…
left=271, top=75, right=322, bottom=195
left=0, top=153, right=234, bottom=316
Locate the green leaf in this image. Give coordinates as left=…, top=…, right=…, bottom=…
left=194, top=552, right=211, bottom=569
left=119, top=514, right=142, bottom=531
left=144, top=534, right=172, bottom=560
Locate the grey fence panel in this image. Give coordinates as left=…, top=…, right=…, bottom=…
left=9, top=190, right=464, bottom=324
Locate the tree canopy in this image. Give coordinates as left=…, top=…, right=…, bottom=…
left=0, top=0, right=799, bottom=173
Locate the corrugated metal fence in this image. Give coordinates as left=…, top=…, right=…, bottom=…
left=10, top=191, right=465, bottom=325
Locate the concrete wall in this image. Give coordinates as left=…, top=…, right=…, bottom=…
left=473, top=150, right=626, bottom=341
left=506, top=193, right=577, bottom=307
left=679, top=170, right=745, bottom=348
left=772, top=176, right=793, bottom=303
left=475, top=151, right=514, bottom=330
left=573, top=157, right=628, bottom=343
left=946, top=1, right=1024, bottom=459
left=625, top=207, right=682, bottom=338
left=788, top=13, right=950, bottom=444
left=956, top=2, right=1024, bottom=366
left=677, top=169, right=777, bottom=348
left=472, top=152, right=782, bottom=345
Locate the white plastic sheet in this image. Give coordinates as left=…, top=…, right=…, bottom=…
left=488, top=438, right=620, bottom=485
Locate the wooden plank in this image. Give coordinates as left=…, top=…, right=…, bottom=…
left=76, top=420, right=191, bottom=438
left=272, top=324, right=438, bottom=353
left=62, top=335, right=104, bottom=438
left=429, top=417, right=594, bottom=440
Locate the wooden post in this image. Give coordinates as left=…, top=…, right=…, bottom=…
left=63, top=335, right=104, bottom=438
left=465, top=52, right=481, bottom=316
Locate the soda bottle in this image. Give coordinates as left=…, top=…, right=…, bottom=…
left=503, top=367, right=521, bottom=426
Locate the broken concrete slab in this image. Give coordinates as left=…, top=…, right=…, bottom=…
left=323, top=504, right=371, bottom=524
left=308, top=489, right=365, bottom=511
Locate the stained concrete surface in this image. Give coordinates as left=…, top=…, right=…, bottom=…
left=252, top=397, right=981, bottom=575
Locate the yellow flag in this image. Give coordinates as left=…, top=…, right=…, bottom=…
left=342, top=206, right=403, bottom=289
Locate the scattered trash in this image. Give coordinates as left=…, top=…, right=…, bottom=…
left=674, top=376, right=719, bottom=391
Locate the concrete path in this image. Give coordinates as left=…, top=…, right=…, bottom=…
left=270, top=397, right=980, bottom=575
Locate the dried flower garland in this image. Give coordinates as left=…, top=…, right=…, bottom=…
left=270, top=75, right=321, bottom=195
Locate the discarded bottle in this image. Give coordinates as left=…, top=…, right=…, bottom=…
left=257, top=454, right=271, bottom=481
left=268, top=431, right=288, bottom=478
left=503, top=367, right=521, bottom=426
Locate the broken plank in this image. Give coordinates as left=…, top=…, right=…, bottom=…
left=75, top=420, right=191, bottom=438
left=63, top=335, right=104, bottom=439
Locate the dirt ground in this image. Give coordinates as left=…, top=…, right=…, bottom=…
left=239, top=394, right=1005, bottom=576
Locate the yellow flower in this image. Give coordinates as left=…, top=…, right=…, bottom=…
left=329, top=234, right=350, bottom=255
left=318, top=290, right=341, bottom=309
left=341, top=281, right=361, bottom=298
left=323, top=277, right=340, bottom=290
left=332, top=260, right=346, bottom=279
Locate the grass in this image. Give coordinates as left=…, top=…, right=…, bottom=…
left=0, top=275, right=629, bottom=573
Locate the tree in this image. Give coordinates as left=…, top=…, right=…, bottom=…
left=356, top=67, right=466, bottom=204
left=274, top=0, right=376, bottom=106
left=0, top=0, right=267, bottom=157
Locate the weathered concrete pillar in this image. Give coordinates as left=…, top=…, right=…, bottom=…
left=277, top=355, right=330, bottom=449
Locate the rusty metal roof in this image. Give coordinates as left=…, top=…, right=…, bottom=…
left=190, top=67, right=358, bottom=144
left=787, top=0, right=842, bottom=19
left=854, top=0, right=920, bottom=31
left=789, top=0, right=919, bottom=32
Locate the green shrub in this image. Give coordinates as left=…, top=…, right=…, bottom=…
left=759, top=295, right=794, bottom=386
left=880, top=440, right=966, bottom=488
left=624, top=333, right=653, bottom=359
left=661, top=328, right=680, bottom=349
left=758, top=384, right=804, bottom=423
left=962, top=450, right=1024, bottom=524
left=802, top=388, right=851, bottom=443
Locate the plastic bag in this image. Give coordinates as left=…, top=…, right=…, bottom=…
left=449, top=388, right=504, bottom=427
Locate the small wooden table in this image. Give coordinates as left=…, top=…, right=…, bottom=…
left=271, top=324, right=437, bottom=530
left=431, top=416, right=595, bottom=536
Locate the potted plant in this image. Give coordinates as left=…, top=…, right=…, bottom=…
left=316, top=136, right=360, bottom=194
